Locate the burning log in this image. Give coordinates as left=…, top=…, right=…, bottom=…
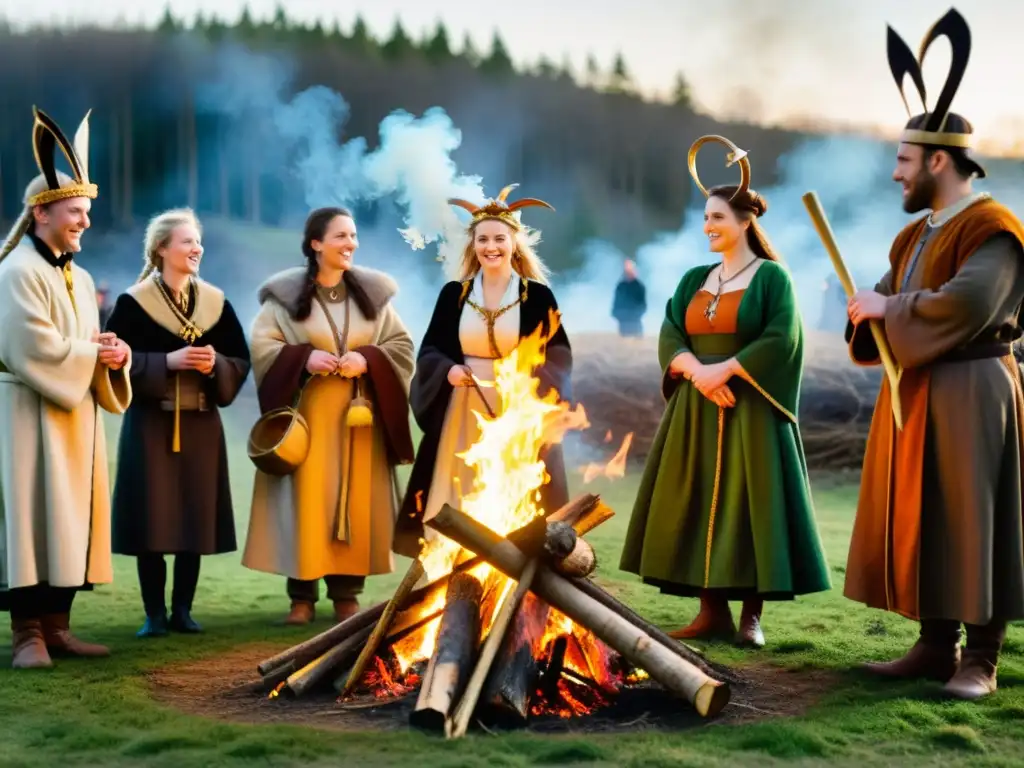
left=338, top=557, right=426, bottom=698
left=427, top=504, right=732, bottom=718
left=567, top=576, right=742, bottom=685
left=256, top=495, right=600, bottom=684
left=543, top=523, right=597, bottom=578
left=447, top=556, right=541, bottom=738
left=410, top=572, right=485, bottom=731
left=281, top=624, right=374, bottom=698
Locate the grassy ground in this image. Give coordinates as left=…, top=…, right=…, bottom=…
left=1, top=408, right=1022, bottom=768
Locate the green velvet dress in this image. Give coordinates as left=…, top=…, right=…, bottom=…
left=619, top=260, right=831, bottom=600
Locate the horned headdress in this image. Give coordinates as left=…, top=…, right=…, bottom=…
left=448, top=183, right=554, bottom=231
left=687, top=135, right=751, bottom=201
left=887, top=8, right=984, bottom=176
left=0, top=106, right=99, bottom=262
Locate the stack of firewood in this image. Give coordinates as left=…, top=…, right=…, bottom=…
left=254, top=494, right=739, bottom=737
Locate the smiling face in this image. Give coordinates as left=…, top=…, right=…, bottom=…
left=472, top=218, right=516, bottom=274
left=703, top=195, right=746, bottom=254
left=34, top=196, right=91, bottom=253
left=893, top=143, right=939, bottom=213
left=312, top=214, right=358, bottom=272
left=159, top=223, right=203, bottom=276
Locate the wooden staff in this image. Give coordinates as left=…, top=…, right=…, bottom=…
left=802, top=191, right=904, bottom=430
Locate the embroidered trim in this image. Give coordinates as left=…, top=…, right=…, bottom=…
left=152, top=274, right=204, bottom=344
left=462, top=278, right=529, bottom=358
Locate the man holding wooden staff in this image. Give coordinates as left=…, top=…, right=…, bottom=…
left=840, top=8, right=1024, bottom=700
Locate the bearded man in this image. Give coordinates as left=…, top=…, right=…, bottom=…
left=0, top=107, right=132, bottom=668
left=842, top=9, right=1024, bottom=700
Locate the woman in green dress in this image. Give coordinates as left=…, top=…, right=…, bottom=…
left=619, top=135, right=831, bottom=648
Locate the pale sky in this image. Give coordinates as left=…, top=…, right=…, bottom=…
left=4, top=0, right=1024, bottom=155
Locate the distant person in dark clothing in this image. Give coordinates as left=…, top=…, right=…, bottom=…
left=612, top=259, right=646, bottom=336
left=97, top=281, right=113, bottom=328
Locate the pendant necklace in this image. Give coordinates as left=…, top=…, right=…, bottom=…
left=704, top=257, right=757, bottom=321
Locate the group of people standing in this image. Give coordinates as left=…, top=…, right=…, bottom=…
left=0, top=8, right=1020, bottom=707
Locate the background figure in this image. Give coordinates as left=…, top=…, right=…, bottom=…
left=611, top=258, right=647, bottom=337
left=243, top=207, right=415, bottom=625
left=96, top=281, right=112, bottom=328
left=106, top=208, right=251, bottom=638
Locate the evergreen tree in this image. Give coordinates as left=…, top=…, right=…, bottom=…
left=557, top=54, right=576, bottom=83
left=584, top=54, right=602, bottom=89
left=534, top=55, right=557, bottom=78
left=271, top=4, right=288, bottom=32
left=671, top=71, right=693, bottom=109
left=480, top=31, right=514, bottom=75
left=606, top=52, right=634, bottom=94
left=347, top=14, right=376, bottom=55
left=381, top=18, right=416, bottom=59
left=424, top=20, right=453, bottom=63
left=460, top=32, right=480, bottom=66
left=235, top=4, right=256, bottom=40
left=156, top=4, right=179, bottom=33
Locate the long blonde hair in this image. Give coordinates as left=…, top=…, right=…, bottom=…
left=138, top=207, right=202, bottom=282
left=455, top=218, right=550, bottom=284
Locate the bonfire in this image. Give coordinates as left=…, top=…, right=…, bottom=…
left=253, top=314, right=739, bottom=736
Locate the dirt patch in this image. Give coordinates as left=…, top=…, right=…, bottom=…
left=146, top=643, right=840, bottom=734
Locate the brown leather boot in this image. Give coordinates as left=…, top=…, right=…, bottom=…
left=11, top=619, right=53, bottom=669
left=861, top=625, right=961, bottom=683
left=283, top=601, right=315, bottom=625
left=667, top=593, right=735, bottom=640
left=943, top=650, right=998, bottom=699
left=333, top=598, right=360, bottom=623
left=41, top=613, right=110, bottom=657
left=735, top=598, right=765, bottom=648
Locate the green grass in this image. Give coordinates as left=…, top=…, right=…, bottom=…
left=1, top=406, right=1022, bottom=768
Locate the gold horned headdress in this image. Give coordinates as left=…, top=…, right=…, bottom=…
left=687, top=135, right=751, bottom=200
left=448, top=183, right=555, bottom=231
left=888, top=8, right=973, bottom=150
left=0, top=107, right=98, bottom=262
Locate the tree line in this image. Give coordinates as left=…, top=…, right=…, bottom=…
left=0, top=7, right=808, bottom=268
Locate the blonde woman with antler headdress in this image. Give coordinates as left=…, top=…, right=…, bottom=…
left=103, top=208, right=252, bottom=638
left=242, top=207, right=415, bottom=626
left=394, top=184, right=570, bottom=553
left=0, top=107, right=132, bottom=669
left=619, top=136, right=830, bottom=649
left=841, top=8, right=1024, bottom=701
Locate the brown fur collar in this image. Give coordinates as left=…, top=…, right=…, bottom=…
left=257, top=264, right=398, bottom=315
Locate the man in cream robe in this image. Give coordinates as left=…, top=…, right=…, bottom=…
left=0, top=107, right=132, bottom=669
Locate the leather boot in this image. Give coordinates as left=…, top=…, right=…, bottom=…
left=667, top=593, right=735, bottom=640
left=283, top=601, right=315, bottom=625
left=169, top=607, right=202, bottom=634
left=137, top=614, right=169, bottom=638
left=735, top=598, right=765, bottom=648
left=943, top=619, right=1004, bottom=700
left=40, top=613, right=110, bottom=658
left=861, top=620, right=961, bottom=682
left=333, top=598, right=360, bottom=623
left=11, top=618, right=53, bottom=669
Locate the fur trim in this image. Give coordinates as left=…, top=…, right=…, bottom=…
left=257, top=264, right=398, bottom=315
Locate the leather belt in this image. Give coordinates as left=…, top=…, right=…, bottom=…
left=938, top=342, right=1012, bottom=362
left=161, top=373, right=210, bottom=412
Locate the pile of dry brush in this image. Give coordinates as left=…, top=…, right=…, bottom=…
left=570, top=331, right=883, bottom=471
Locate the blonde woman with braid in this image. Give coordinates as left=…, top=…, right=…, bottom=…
left=105, top=208, right=251, bottom=638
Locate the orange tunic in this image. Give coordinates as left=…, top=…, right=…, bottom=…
left=684, top=290, right=744, bottom=337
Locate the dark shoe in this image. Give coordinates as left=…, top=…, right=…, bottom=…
left=667, top=595, right=735, bottom=640
left=169, top=608, right=202, bottom=634
left=11, top=619, right=53, bottom=669
left=283, top=601, right=315, bottom=625
left=137, top=614, right=169, bottom=638
left=943, top=650, right=998, bottom=700
left=333, top=598, right=360, bottom=623
left=861, top=639, right=960, bottom=682
left=735, top=599, right=765, bottom=648
left=41, top=613, right=110, bottom=657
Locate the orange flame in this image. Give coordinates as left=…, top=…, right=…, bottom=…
left=581, top=432, right=633, bottom=483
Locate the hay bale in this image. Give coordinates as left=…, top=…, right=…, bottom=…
left=569, top=331, right=882, bottom=471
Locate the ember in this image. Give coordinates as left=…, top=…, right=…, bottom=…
left=251, top=316, right=739, bottom=735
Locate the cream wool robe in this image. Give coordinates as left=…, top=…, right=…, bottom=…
left=0, top=241, right=132, bottom=594
left=243, top=266, right=415, bottom=581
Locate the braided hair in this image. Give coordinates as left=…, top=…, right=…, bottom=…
left=293, top=207, right=377, bottom=322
